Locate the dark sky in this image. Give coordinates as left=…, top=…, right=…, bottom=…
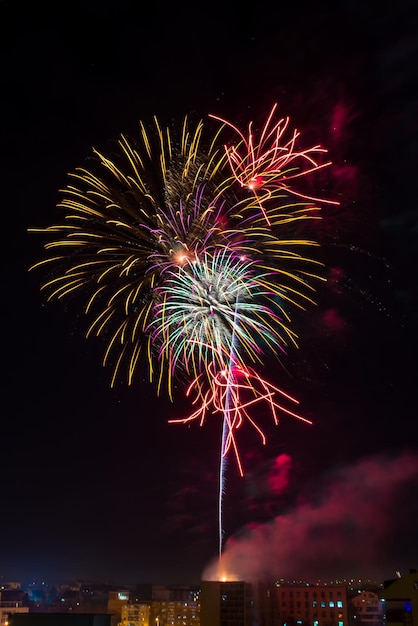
left=2, top=0, right=418, bottom=587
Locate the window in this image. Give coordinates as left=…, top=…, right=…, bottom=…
left=329, top=601, right=335, bottom=607
left=337, top=601, right=343, bottom=608
left=118, top=593, right=129, bottom=601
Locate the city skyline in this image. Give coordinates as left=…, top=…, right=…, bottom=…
left=2, top=1, right=418, bottom=586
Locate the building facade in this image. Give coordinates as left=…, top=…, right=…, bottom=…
left=200, top=581, right=253, bottom=626
left=9, top=615, right=111, bottom=626
left=107, top=591, right=131, bottom=626
left=381, top=570, right=418, bottom=626
left=120, top=603, right=150, bottom=626
left=0, top=602, right=29, bottom=626
left=351, top=591, right=383, bottom=626
left=275, top=584, right=349, bottom=626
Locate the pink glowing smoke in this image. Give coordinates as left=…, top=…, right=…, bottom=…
left=268, top=453, right=293, bottom=495
left=203, top=452, right=418, bottom=582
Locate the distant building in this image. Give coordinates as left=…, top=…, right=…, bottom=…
left=0, top=591, right=29, bottom=626
left=381, top=569, right=418, bottom=626
left=151, top=600, right=200, bottom=626
left=275, top=583, right=349, bottom=626
left=351, top=591, right=384, bottom=626
left=105, top=585, right=201, bottom=626
left=200, top=581, right=253, bottom=626
left=132, top=586, right=153, bottom=604
left=118, top=597, right=200, bottom=626
left=240, top=582, right=280, bottom=626
left=0, top=602, right=29, bottom=626
left=9, top=615, right=111, bottom=626
left=78, top=583, right=112, bottom=614
left=131, top=586, right=200, bottom=605
left=107, top=591, right=130, bottom=626
left=120, top=603, right=151, bottom=626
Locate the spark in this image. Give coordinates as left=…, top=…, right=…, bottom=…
left=210, top=102, right=339, bottom=225
left=147, top=248, right=299, bottom=383
left=29, top=117, right=233, bottom=395
left=29, top=110, right=326, bottom=395
left=169, top=359, right=312, bottom=478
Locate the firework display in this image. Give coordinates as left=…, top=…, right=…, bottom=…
left=30, top=103, right=335, bottom=483
left=170, top=359, right=312, bottom=477
left=210, top=103, right=339, bottom=223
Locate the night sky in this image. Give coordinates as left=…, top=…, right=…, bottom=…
left=2, top=0, right=418, bottom=587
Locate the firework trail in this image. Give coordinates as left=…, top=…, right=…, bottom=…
left=219, top=299, right=238, bottom=560
left=210, top=102, right=339, bottom=225
left=149, top=243, right=315, bottom=557
left=29, top=104, right=334, bottom=566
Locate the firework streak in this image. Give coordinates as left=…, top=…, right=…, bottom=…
left=30, top=104, right=336, bottom=554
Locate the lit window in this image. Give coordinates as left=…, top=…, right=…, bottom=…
left=339, top=622, right=344, bottom=626
left=330, top=602, right=335, bottom=607
left=337, top=601, right=343, bottom=608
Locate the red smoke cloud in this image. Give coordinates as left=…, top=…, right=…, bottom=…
left=268, top=453, right=292, bottom=495
left=202, top=452, right=418, bottom=582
